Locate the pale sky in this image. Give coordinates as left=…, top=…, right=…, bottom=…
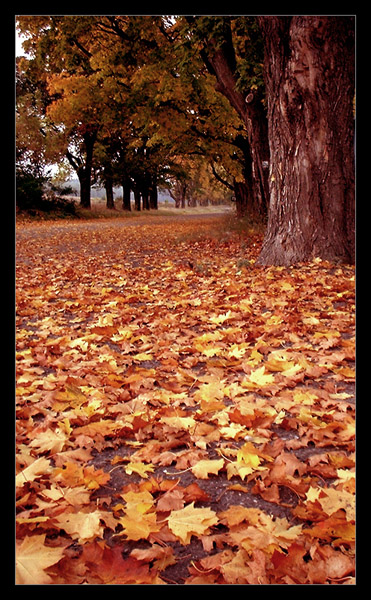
left=16, top=30, right=27, bottom=57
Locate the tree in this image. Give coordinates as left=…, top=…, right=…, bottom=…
left=180, top=16, right=269, bottom=219
left=16, top=56, right=66, bottom=177
left=256, top=16, right=355, bottom=265
left=17, top=16, right=102, bottom=208
left=17, top=16, right=252, bottom=215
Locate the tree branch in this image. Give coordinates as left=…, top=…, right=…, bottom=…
left=211, top=162, right=234, bottom=190
left=66, top=150, right=81, bottom=172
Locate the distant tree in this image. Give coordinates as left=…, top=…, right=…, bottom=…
left=17, top=16, right=101, bottom=208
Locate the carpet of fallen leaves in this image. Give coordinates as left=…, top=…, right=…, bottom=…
left=16, top=213, right=355, bottom=585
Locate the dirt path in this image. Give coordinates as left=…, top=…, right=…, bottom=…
left=16, top=214, right=355, bottom=584
left=16, top=211, right=230, bottom=242
left=16, top=212, right=231, bottom=264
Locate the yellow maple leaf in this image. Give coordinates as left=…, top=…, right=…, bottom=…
left=228, top=344, right=249, bottom=359
left=265, top=350, right=302, bottom=374
left=209, top=310, right=232, bottom=324
left=122, top=489, right=155, bottom=515
left=243, top=366, right=275, bottom=388
left=117, top=491, right=159, bottom=540
left=270, top=517, right=303, bottom=545
left=336, top=469, right=355, bottom=483
left=293, top=390, right=318, bottom=405
left=133, top=352, right=154, bottom=361
left=200, top=345, right=223, bottom=357
left=238, top=299, right=253, bottom=312
left=167, top=502, right=218, bottom=544
left=226, top=462, right=254, bottom=481
left=191, top=458, right=224, bottom=479
left=29, top=428, right=68, bottom=454
left=96, top=313, right=115, bottom=327
left=332, top=366, right=355, bottom=379
left=305, top=487, right=321, bottom=503
left=124, top=462, right=155, bottom=478
left=237, top=444, right=261, bottom=469
left=112, top=326, right=134, bottom=342
left=219, top=423, right=247, bottom=440
left=279, top=281, right=295, bottom=292
left=194, top=380, right=226, bottom=412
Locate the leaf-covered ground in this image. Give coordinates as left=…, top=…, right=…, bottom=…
left=16, top=212, right=355, bottom=584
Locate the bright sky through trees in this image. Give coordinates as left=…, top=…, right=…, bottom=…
left=16, top=29, right=26, bottom=56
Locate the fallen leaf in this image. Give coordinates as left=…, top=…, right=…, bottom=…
left=317, top=488, right=355, bottom=521
left=16, top=457, right=51, bottom=488
left=191, top=458, right=224, bottom=479
left=16, top=534, right=66, bottom=584
left=55, top=510, right=105, bottom=543
left=16, top=213, right=355, bottom=584
left=130, top=544, right=176, bottom=570
left=244, top=366, right=275, bottom=388
left=124, top=462, right=155, bottom=479
left=167, top=502, right=218, bottom=544
left=157, top=489, right=185, bottom=511
left=117, top=511, right=160, bottom=541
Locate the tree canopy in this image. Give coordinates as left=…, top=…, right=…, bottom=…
left=16, top=15, right=355, bottom=265
left=16, top=15, right=250, bottom=212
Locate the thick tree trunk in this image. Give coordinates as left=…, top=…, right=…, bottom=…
left=257, top=16, right=355, bottom=266
left=233, top=133, right=267, bottom=220
left=80, top=130, right=97, bottom=209
left=122, top=179, right=131, bottom=211
left=234, top=180, right=249, bottom=219
left=78, top=170, right=91, bottom=209
left=133, top=188, right=141, bottom=211
left=142, top=185, right=150, bottom=210
left=104, top=170, right=115, bottom=209
left=149, top=183, right=158, bottom=209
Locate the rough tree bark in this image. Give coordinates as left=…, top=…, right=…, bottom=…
left=234, top=181, right=249, bottom=218
left=257, top=16, right=355, bottom=266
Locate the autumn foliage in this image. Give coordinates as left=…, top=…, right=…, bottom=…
left=16, top=214, right=355, bottom=584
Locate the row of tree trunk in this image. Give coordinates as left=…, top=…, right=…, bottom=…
left=68, top=144, right=159, bottom=212
left=104, top=174, right=159, bottom=211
